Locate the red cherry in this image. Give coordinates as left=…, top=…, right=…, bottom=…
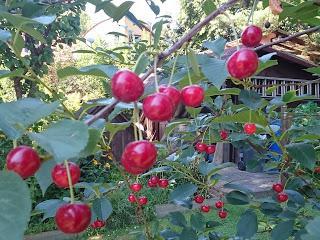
left=314, top=167, right=320, bottom=174
left=159, top=85, right=181, bottom=107
left=220, top=130, right=228, bottom=140
left=150, top=176, right=160, bottom=185
left=128, top=194, right=136, bottom=203
left=272, top=183, right=284, bottom=193
left=121, top=140, right=157, bottom=175
left=241, top=25, right=263, bottom=47
left=200, top=205, right=211, bottom=213
left=6, top=146, right=41, bottom=179
left=130, top=183, right=142, bottom=192
left=194, top=195, right=205, bottom=204
left=181, top=85, right=204, bottom=107
left=91, top=219, right=105, bottom=229
left=111, top=70, right=144, bottom=103
left=218, top=210, right=228, bottom=219
left=51, top=162, right=81, bottom=188
left=215, top=200, right=224, bottom=209
left=227, top=49, right=259, bottom=79
left=195, top=142, right=208, bottom=153
left=55, top=203, right=91, bottom=234
left=277, top=193, right=289, bottom=203
left=244, top=123, right=257, bottom=135
left=143, top=93, right=174, bottom=122
left=147, top=179, right=157, bottom=188
left=206, top=145, right=216, bottom=154
left=158, top=179, right=169, bottom=188
left=138, top=196, right=148, bottom=205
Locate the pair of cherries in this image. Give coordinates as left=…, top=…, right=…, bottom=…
left=147, top=176, right=169, bottom=188
left=272, top=183, right=289, bottom=203
left=111, top=70, right=205, bottom=122
left=227, top=25, right=262, bottom=80
left=195, top=142, right=216, bottom=155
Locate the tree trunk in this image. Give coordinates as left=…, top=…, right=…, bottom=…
left=12, top=77, right=23, bottom=99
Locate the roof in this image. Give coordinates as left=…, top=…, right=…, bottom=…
left=224, top=30, right=319, bottom=67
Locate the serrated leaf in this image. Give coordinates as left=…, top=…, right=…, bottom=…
left=92, top=197, right=113, bottom=221
left=153, top=20, right=164, bottom=47
left=133, top=52, right=149, bottom=75
left=190, top=213, right=205, bottom=231
left=169, top=183, right=198, bottom=201
left=203, top=38, right=226, bottom=57
left=180, top=227, right=197, bottom=240
left=28, top=120, right=89, bottom=163
left=170, top=212, right=187, bottom=227
left=287, top=143, right=316, bottom=170
left=188, top=50, right=201, bottom=77
left=213, top=110, right=268, bottom=126
left=202, top=0, right=216, bottom=15
left=271, top=220, right=294, bottom=240
left=112, top=1, right=134, bottom=21
left=237, top=210, right=258, bottom=238
left=35, top=160, right=55, bottom=195
left=226, top=190, right=250, bottom=205
left=57, top=65, right=117, bottom=79
left=35, top=199, right=65, bottom=221
left=239, top=89, right=263, bottom=110
left=0, top=98, right=59, bottom=139
left=105, top=122, right=131, bottom=142
left=0, top=171, right=31, bottom=240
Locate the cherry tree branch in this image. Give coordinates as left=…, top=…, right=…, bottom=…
left=85, top=0, right=240, bottom=125
left=254, top=26, right=320, bottom=51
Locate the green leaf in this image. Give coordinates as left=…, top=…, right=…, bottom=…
left=305, top=67, right=320, bottom=76
left=0, top=11, right=55, bottom=27
left=32, top=15, right=56, bottom=25
left=285, top=190, right=305, bottom=206
left=213, top=110, right=268, bottom=126
left=92, top=197, right=113, bottom=221
left=141, top=166, right=172, bottom=177
left=0, top=29, right=11, bottom=42
left=214, top=96, right=223, bottom=110
left=256, top=60, right=278, bottom=74
left=112, top=1, right=134, bottom=21
left=287, top=143, right=316, bottom=170
left=0, top=171, right=31, bottom=240
left=11, top=31, right=24, bottom=55
left=271, top=220, right=294, bottom=240
left=35, top=160, right=55, bottom=195
left=239, top=89, right=263, bottom=110
left=57, top=65, right=118, bottom=79
left=146, top=0, right=160, bottom=15
left=188, top=50, right=201, bottom=77
left=180, top=227, right=197, bottom=240
left=205, top=86, right=240, bottom=96
left=79, top=128, right=102, bottom=158
left=169, top=183, right=198, bottom=201
left=226, top=190, right=250, bottom=205
left=35, top=199, right=65, bottom=221
left=28, top=120, right=89, bottom=163
left=186, top=106, right=201, bottom=116
left=21, top=25, right=46, bottom=43
left=259, top=53, right=277, bottom=62
left=202, top=0, right=216, bottom=15
left=190, top=213, right=205, bottom=231
left=200, top=56, right=228, bottom=88
left=260, top=202, right=282, bottom=216
left=282, top=90, right=297, bottom=102
left=153, top=20, right=164, bottom=47
left=237, top=210, right=258, bottom=238
left=0, top=69, right=24, bottom=79
left=105, top=122, right=131, bottom=142
left=305, top=217, right=320, bottom=236
left=0, top=98, right=59, bottom=140
left=169, top=212, right=187, bottom=227
left=203, top=38, right=226, bottom=57
left=164, top=119, right=190, bottom=135
left=133, top=52, right=149, bottom=75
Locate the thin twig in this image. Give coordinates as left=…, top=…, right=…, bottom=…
left=254, top=26, right=320, bottom=51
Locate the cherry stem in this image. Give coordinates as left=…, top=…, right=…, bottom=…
left=64, top=160, right=75, bottom=204
left=185, top=49, right=193, bottom=86
left=249, top=110, right=252, bottom=123
left=247, top=0, right=258, bottom=25
left=134, top=102, right=143, bottom=140
left=132, top=105, right=139, bottom=141
left=13, top=140, right=17, bottom=148
left=168, top=55, right=178, bottom=86
left=154, top=57, right=160, bottom=93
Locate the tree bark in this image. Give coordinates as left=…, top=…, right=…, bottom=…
left=12, top=77, right=23, bottom=99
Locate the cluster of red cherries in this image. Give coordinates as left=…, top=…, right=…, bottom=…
left=272, top=183, right=289, bottom=203
left=127, top=176, right=169, bottom=205
left=194, top=194, right=228, bottom=219
left=6, top=146, right=93, bottom=233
